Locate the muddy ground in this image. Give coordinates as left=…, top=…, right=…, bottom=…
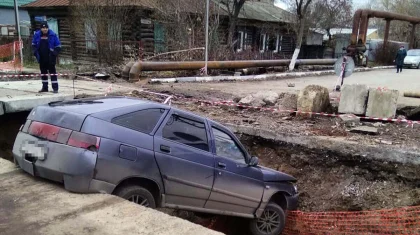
left=123, top=89, right=420, bottom=235
left=123, top=87, right=420, bottom=213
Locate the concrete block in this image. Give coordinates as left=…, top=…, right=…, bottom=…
left=277, top=93, right=298, bottom=111
left=338, top=84, right=369, bottom=115
left=297, top=85, right=330, bottom=113
left=3, top=95, right=74, bottom=113
left=339, top=114, right=360, bottom=127
left=350, top=126, right=378, bottom=135
left=177, top=77, right=197, bottom=82
left=366, top=89, right=399, bottom=118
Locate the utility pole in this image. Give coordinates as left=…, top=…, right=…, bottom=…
left=204, top=0, right=209, bottom=75
left=13, top=0, right=24, bottom=67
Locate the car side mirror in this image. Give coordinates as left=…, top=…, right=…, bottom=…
left=249, top=156, right=259, bottom=167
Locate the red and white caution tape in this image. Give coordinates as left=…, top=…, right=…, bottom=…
left=197, top=100, right=420, bottom=126
left=0, top=73, right=71, bottom=78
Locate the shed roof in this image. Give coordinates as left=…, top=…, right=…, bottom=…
left=213, top=0, right=293, bottom=23
left=22, top=0, right=69, bottom=8
left=22, top=0, right=158, bottom=8
left=0, top=0, right=36, bottom=8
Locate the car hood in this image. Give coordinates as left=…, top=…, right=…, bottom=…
left=404, top=56, right=419, bottom=63
left=260, top=166, right=296, bottom=182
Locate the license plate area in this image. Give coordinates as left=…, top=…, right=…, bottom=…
left=21, top=140, right=48, bottom=161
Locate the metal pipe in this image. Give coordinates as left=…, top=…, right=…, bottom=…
left=350, top=9, right=363, bottom=45
left=204, top=0, right=210, bottom=75
left=410, top=24, right=417, bottom=49
left=127, top=59, right=337, bottom=80
left=13, top=0, right=23, bottom=66
left=383, top=19, right=391, bottom=49
left=122, top=61, right=135, bottom=78
left=358, top=11, right=369, bottom=45
left=351, top=9, right=420, bottom=47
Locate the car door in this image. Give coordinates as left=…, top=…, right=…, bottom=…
left=153, top=110, right=215, bottom=208
left=205, top=122, right=264, bottom=217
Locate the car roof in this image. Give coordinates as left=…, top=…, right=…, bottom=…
left=49, top=96, right=168, bottom=115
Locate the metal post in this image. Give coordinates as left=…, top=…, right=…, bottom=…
left=13, top=0, right=23, bottom=67
left=383, top=19, right=391, bottom=49
left=204, top=0, right=210, bottom=75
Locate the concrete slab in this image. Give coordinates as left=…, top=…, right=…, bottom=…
left=366, top=89, right=399, bottom=118
left=0, top=158, right=221, bottom=235
left=338, top=84, right=369, bottom=115
left=0, top=80, right=133, bottom=115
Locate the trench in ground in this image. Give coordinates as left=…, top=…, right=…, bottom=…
left=1, top=112, right=419, bottom=234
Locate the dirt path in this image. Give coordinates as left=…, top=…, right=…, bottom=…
left=143, top=69, right=420, bottom=107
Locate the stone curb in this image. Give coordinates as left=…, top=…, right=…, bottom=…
left=150, top=66, right=395, bottom=84
left=225, top=123, right=420, bottom=166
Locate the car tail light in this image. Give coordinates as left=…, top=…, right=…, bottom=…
left=67, top=131, right=100, bottom=151
left=28, top=121, right=100, bottom=152
left=28, top=121, right=71, bottom=144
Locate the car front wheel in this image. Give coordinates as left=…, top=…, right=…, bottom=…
left=115, top=185, right=156, bottom=209
left=249, top=202, right=286, bottom=235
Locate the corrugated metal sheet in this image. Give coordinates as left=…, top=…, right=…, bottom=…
left=22, top=0, right=69, bottom=8
left=23, top=0, right=159, bottom=8
left=0, top=0, right=36, bottom=8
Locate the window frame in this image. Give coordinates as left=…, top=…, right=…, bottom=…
left=236, top=31, right=245, bottom=52
left=84, top=20, right=98, bottom=51
left=210, top=125, right=248, bottom=164
left=259, top=33, right=267, bottom=53
left=161, top=112, right=211, bottom=153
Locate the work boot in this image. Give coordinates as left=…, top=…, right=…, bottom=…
left=38, top=89, right=48, bottom=93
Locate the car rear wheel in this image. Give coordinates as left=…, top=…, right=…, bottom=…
left=249, top=202, right=286, bottom=235
left=115, top=185, right=156, bottom=209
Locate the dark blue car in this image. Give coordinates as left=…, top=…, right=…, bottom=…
left=13, top=97, right=298, bottom=235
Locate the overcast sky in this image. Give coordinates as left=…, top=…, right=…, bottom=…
left=275, top=0, right=366, bottom=10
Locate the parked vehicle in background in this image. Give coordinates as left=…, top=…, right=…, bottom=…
left=13, top=97, right=298, bottom=235
left=404, top=49, right=420, bottom=69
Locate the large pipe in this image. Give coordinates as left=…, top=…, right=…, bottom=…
left=410, top=24, right=417, bottom=49
left=127, top=59, right=337, bottom=80
left=351, top=9, right=420, bottom=46
left=358, top=10, right=370, bottom=45
left=350, top=9, right=363, bottom=45
left=383, top=19, right=391, bottom=49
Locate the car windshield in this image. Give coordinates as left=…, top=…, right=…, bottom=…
left=407, top=50, right=420, bottom=56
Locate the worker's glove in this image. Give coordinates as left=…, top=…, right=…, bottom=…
left=53, top=47, right=61, bottom=56
left=33, top=52, right=40, bottom=63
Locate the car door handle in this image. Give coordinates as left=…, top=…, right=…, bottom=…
left=160, top=145, right=171, bottom=153
left=217, top=162, right=227, bottom=169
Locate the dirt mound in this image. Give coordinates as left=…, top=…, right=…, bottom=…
left=241, top=136, right=420, bottom=212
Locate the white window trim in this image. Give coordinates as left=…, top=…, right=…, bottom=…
left=260, top=34, right=266, bottom=53
left=279, top=35, right=283, bottom=52
left=274, top=35, right=280, bottom=53
left=237, top=31, right=245, bottom=52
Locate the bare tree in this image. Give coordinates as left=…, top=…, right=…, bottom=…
left=310, top=0, right=353, bottom=41
left=152, top=0, right=222, bottom=61
left=287, top=0, right=314, bottom=71
left=70, top=0, right=136, bottom=64
left=218, top=0, right=247, bottom=49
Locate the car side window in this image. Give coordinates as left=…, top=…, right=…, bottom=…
left=112, top=109, right=165, bottom=134
left=162, top=114, right=209, bottom=152
left=212, top=127, right=246, bottom=164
